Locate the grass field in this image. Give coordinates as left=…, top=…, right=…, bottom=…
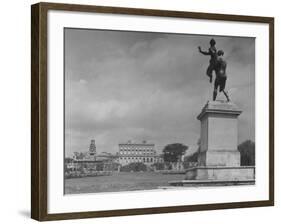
left=65, top=172, right=185, bottom=194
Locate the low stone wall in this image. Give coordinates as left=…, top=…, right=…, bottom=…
left=185, top=166, right=255, bottom=181
left=169, top=179, right=255, bottom=187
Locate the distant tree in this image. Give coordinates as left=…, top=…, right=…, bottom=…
left=65, top=157, right=73, bottom=163
left=76, top=165, right=84, bottom=173
left=96, top=163, right=104, bottom=171
left=184, top=152, right=199, bottom=163
left=182, top=151, right=198, bottom=169
left=108, top=162, right=121, bottom=171
left=73, top=152, right=85, bottom=160
left=163, top=143, right=188, bottom=163
left=238, top=140, right=255, bottom=166
left=151, top=162, right=165, bottom=170
left=164, top=162, right=172, bottom=170
left=162, top=143, right=188, bottom=170
left=64, top=157, right=74, bottom=172
left=120, top=162, right=147, bottom=172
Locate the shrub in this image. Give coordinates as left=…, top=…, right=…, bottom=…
left=120, top=162, right=147, bottom=172
left=238, top=140, right=255, bottom=166
left=151, top=162, right=165, bottom=170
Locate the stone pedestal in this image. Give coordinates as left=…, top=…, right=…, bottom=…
left=185, top=101, right=255, bottom=182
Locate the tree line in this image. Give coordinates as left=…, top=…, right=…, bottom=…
left=66, top=140, right=255, bottom=172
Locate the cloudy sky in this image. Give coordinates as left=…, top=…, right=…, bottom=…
left=64, top=28, right=255, bottom=157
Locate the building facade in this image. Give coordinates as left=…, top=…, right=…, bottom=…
left=67, top=139, right=120, bottom=174
left=118, top=141, right=163, bottom=166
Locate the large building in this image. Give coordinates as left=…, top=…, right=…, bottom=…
left=66, top=139, right=119, bottom=174
left=65, top=139, right=164, bottom=177
left=118, top=140, right=163, bottom=166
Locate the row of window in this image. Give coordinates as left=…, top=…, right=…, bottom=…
left=120, top=149, right=155, bottom=152
left=120, top=148, right=154, bottom=150
left=119, top=151, right=156, bottom=155
left=119, top=157, right=154, bottom=163
left=119, top=149, right=154, bottom=152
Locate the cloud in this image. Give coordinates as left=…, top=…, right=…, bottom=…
left=64, top=29, right=255, bottom=156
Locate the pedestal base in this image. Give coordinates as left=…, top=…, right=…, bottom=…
left=198, top=151, right=240, bottom=167
left=168, top=101, right=256, bottom=188
left=185, top=166, right=255, bottom=181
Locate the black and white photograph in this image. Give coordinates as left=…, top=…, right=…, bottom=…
left=64, top=28, right=255, bottom=194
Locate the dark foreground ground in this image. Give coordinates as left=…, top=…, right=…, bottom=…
left=65, top=172, right=185, bottom=194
